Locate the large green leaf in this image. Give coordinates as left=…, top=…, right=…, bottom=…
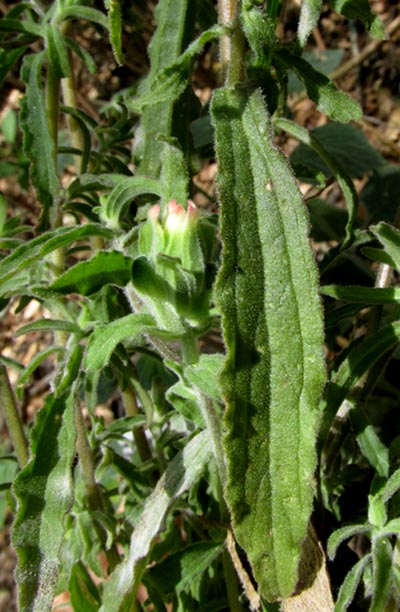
left=211, top=87, right=325, bottom=601
left=12, top=390, right=76, bottom=612
left=20, top=52, right=60, bottom=229
left=99, top=430, right=212, bottom=611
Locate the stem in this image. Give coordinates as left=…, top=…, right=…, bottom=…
left=121, top=385, right=153, bottom=463
left=60, top=20, right=84, bottom=173
left=0, top=366, right=29, bottom=468
left=74, top=401, right=121, bottom=570
left=226, top=530, right=260, bottom=611
left=181, top=333, right=199, bottom=365
left=218, top=0, right=246, bottom=86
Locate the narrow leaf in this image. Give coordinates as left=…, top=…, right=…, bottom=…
left=12, top=390, right=76, bottom=612
left=334, top=554, right=371, bottom=612
left=102, top=176, right=162, bottom=229
left=348, top=401, right=389, bottom=477
left=298, top=0, right=323, bottom=46
left=382, top=467, right=400, bottom=504
left=321, top=285, right=400, bottom=304
left=276, top=49, right=362, bottom=122
left=45, top=25, right=71, bottom=79
left=0, top=18, right=43, bottom=37
left=145, top=541, right=224, bottom=595
left=276, top=118, right=359, bottom=246
left=84, top=314, right=155, bottom=371
left=133, top=0, right=192, bottom=178
left=370, top=536, right=393, bottom=612
left=211, top=87, right=326, bottom=600
left=99, top=430, right=212, bottom=611
left=50, top=251, right=133, bottom=295
left=370, top=222, right=400, bottom=272
left=56, top=6, right=109, bottom=30
left=16, top=319, right=81, bottom=336
left=104, top=0, right=123, bottom=65
left=327, top=524, right=371, bottom=560
left=0, top=224, right=113, bottom=292
left=319, top=322, right=400, bottom=450
left=330, top=0, right=386, bottom=39
left=20, top=53, right=60, bottom=228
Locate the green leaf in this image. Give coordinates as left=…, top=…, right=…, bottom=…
left=131, top=26, right=223, bottom=113
left=307, top=198, right=347, bottom=242
left=330, top=0, right=386, bottom=39
left=370, top=222, right=400, bottom=272
left=347, top=400, right=389, bottom=478
left=0, top=18, right=43, bottom=38
left=289, top=122, right=384, bottom=179
left=288, top=49, right=345, bottom=94
left=298, top=0, right=323, bottom=46
left=370, top=536, right=393, bottom=612
left=145, top=541, right=224, bottom=595
left=99, top=430, right=212, bottom=611
left=56, top=6, right=109, bottom=30
left=133, top=0, right=194, bottom=178
left=84, top=314, right=155, bottom=371
left=0, top=47, right=27, bottom=88
left=16, top=346, right=66, bottom=399
left=211, top=87, right=326, bottom=600
left=276, top=49, right=362, bottom=122
left=51, top=251, right=133, bottom=295
left=319, top=322, right=400, bottom=450
left=166, top=379, right=205, bottom=426
left=276, top=118, right=360, bottom=245
left=382, top=467, right=400, bottom=504
left=328, top=524, right=371, bottom=560
left=334, top=554, right=371, bottom=612
left=185, top=354, right=225, bottom=402
left=102, top=176, right=162, bottom=229
left=320, top=285, right=400, bottom=304
left=104, top=0, right=123, bottom=65
left=0, top=224, right=113, bottom=294
left=16, top=319, right=81, bottom=336
left=20, top=53, right=60, bottom=229
left=69, top=561, right=101, bottom=612
left=12, top=390, right=76, bottom=612
left=45, top=25, right=71, bottom=79
left=160, top=141, right=189, bottom=207
left=361, top=166, right=400, bottom=225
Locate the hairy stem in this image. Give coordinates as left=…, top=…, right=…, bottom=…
left=0, top=366, right=29, bottom=468
left=218, top=0, right=245, bottom=86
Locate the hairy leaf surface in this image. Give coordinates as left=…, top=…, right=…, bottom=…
left=211, top=87, right=325, bottom=600
left=12, top=391, right=76, bottom=612
left=100, top=430, right=212, bottom=611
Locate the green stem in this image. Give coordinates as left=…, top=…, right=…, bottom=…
left=218, top=0, right=246, bottom=86
left=121, top=385, right=153, bottom=463
left=181, top=333, right=199, bottom=365
left=74, top=402, right=121, bottom=570
left=0, top=366, right=29, bottom=468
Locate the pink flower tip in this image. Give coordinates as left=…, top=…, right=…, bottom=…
left=148, top=204, right=160, bottom=220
